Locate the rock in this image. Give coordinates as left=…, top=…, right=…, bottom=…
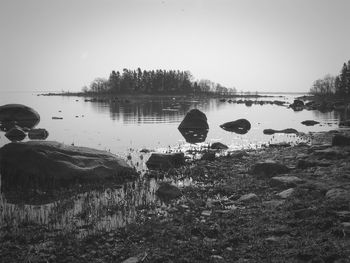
left=211, top=142, right=228, bottom=150
left=28, top=128, right=49, bottom=140
left=245, top=100, right=253, bottom=106
left=201, top=152, right=216, bottom=161
left=146, top=152, right=185, bottom=169
left=290, top=99, right=304, bottom=111
left=220, top=119, right=251, bottom=134
left=250, top=160, right=290, bottom=179
left=296, top=159, right=332, bottom=169
left=0, top=141, right=136, bottom=194
left=0, top=104, right=40, bottom=131
left=270, top=176, right=304, bottom=187
left=313, top=148, right=347, bottom=160
left=263, top=128, right=298, bottom=135
left=237, top=193, right=258, bottom=202
left=301, top=120, right=319, bottom=126
left=5, top=125, right=26, bottom=142
left=326, top=188, right=350, bottom=201
left=332, top=134, right=350, bottom=146
left=156, top=182, right=182, bottom=201
left=277, top=188, right=295, bottom=199
left=178, top=128, right=208, bottom=143
left=178, top=109, right=209, bottom=129
left=339, top=120, right=350, bottom=127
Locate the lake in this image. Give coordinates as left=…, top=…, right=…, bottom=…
left=0, top=91, right=346, bottom=234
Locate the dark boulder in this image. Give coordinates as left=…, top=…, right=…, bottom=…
left=220, top=119, right=251, bottom=134
left=28, top=128, right=49, bottom=140
left=290, top=99, right=304, bottom=111
left=301, top=120, right=319, bottom=126
left=201, top=152, right=216, bottom=161
left=263, top=128, right=298, bottom=135
left=178, top=109, right=209, bottom=130
left=250, top=160, right=290, bottom=179
left=0, top=141, right=136, bottom=193
left=5, top=126, right=26, bottom=142
left=332, top=134, right=350, bottom=146
left=245, top=100, right=253, bottom=106
left=146, top=152, right=185, bottom=170
left=178, top=128, right=208, bottom=144
left=156, top=182, right=182, bottom=202
left=211, top=142, right=228, bottom=150
left=0, top=104, right=40, bottom=131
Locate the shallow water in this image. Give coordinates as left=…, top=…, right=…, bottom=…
left=0, top=91, right=347, bottom=232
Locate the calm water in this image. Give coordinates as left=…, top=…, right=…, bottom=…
left=0, top=91, right=346, bottom=234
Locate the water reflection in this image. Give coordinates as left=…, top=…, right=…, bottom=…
left=88, top=97, right=220, bottom=124
left=0, top=173, right=158, bottom=234
left=178, top=128, right=208, bottom=143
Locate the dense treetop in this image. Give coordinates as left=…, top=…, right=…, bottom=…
left=82, top=68, right=236, bottom=95
left=310, top=60, right=350, bottom=96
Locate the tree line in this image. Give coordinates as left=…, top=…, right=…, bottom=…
left=310, top=60, right=350, bottom=96
left=82, top=68, right=237, bottom=95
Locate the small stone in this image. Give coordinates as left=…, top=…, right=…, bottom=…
left=265, top=236, right=280, bottom=242
left=201, top=210, right=212, bottom=217
left=237, top=193, right=258, bottom=202
left=122, top=256, right=140, bottom=263
left=326, top=188, right=350, bottom=201
left=277, top=188, right=295, bottom=199
left=270, top=176, right=304, bottom=187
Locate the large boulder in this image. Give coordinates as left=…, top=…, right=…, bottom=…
left=178, top=109, right=209, bottom=130
left=5, top=125, right=26, bottom=142
left=0, top=104, right=40, bottom=131
left=220, top=119, right=251, bottom=134
left=289, top=100, right=304, bottom=111
left=28, top=128, right=49, bottom=140
left=146, top=152, right=185, bottom=170
left=0, top=141, right=136, bottom=193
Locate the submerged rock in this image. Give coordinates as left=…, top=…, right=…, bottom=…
left=0, top=141, right=136, bottom=193
left=220, top=119, right=251, bottom=134
left=0, top=104, right=40, bottom=131
left=178, top=109, right=209, bottom=130
left=5, top=125, right=26, bottom=142
left=146, top=152, right=185, bottom=170
left=301, top=120, right=319, bottom=126
left=263, top=128, right=298, bottom=135
left=28, top=128, right=49, bottom=140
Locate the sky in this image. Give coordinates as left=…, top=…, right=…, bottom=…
left=1, top=0, right=350, bottom=93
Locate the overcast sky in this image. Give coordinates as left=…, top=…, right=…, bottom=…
left=1, top=0, right=350, bottom=93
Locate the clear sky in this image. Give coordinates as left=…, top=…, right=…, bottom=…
left=1, top=0, right=350, bottom=93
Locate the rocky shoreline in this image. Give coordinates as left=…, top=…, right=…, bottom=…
left=1, top=130, right=350, bottom=262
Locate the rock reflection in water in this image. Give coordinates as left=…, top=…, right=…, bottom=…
left=0, top=174, right=158, bottom=234
left=178, top=128, right=208, bottom=143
